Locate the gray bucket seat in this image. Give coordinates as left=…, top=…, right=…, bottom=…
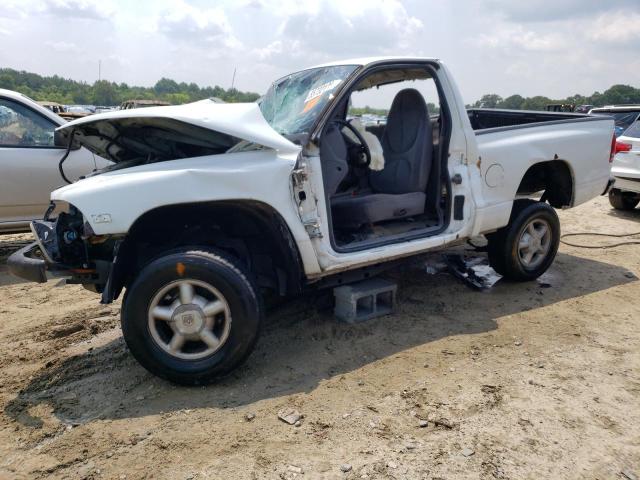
left=330, top=88, right=433, bottom=228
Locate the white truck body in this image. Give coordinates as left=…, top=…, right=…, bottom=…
left=8, top=56, right=616, bottom=384
left=47, top=59, right=613, bottom=278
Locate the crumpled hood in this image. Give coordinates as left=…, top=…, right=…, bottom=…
left=56, top=99, right=299, bottom=162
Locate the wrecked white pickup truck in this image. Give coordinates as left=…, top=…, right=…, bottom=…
left=9, top=57, right=615, bottom=384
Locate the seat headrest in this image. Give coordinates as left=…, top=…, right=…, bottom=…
left=385, top=89, right=429, bottom=152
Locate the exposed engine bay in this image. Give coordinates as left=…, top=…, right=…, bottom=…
left=58, top=118, right=243, bottom=174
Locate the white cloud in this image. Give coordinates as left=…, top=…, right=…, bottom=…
left=476, top=25, right=566, bottom=53
left=155, top=1, right=241, bottom=49
left=252, top=0, right=424, bottom=69
left=0, top=0, right=33, bottom=18
left=45, top=40, right=82, bottom=53
left=41, top=0, right=115, bottom=20
left=105, top=53, right=131, bottom=67
left=479, top=0, right=638, bottom=22
left=281, top=0, right=423, bottom=56
left=243, top=0, right=264, bottom=9
left=0, top=0, right=114, bottom=20
left=587, top=11, right=640, bottom=46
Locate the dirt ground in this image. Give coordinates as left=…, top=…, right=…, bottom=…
left=0, top=196, right=639, bottom=480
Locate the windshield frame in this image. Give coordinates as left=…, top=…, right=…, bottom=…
left=259, top=64, right=360, bottom=140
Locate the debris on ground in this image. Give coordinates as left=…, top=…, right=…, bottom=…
left=287, top=465, right=303, bottom=474
left=431, top=418, right=455, bottom=429
left=278, top=409, right=303, bottom=425
left=443, top=254, right=502, bottom=290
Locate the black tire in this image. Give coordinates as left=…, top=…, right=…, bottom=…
left=609, top=188, right=639, bottom=210
left=487, top=200, right=560, bottom=282
left=121, top=248, right=262, bottom=385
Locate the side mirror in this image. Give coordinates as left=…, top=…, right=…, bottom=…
left=54, top=129, right=81, bottom=150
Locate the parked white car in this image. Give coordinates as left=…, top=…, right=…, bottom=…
left=9, top=57, right=615, bottom=384
left=0, top=89, right=109, bottom=233
left=590, top=105, right=640, bottom=210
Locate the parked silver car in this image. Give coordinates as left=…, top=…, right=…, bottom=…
left=0, top=89, right=108, bottom=233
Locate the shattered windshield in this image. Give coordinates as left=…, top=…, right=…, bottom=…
left=259, top=65, right=357, bottom=136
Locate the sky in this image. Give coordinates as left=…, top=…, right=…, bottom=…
left=0, top=0, right=639, bottom=105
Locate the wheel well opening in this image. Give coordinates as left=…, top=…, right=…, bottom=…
left=109, top=201, right=304, bottom=302
left=516, top=160, right=573, bottom=208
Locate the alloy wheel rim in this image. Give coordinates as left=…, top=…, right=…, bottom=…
left=147, top=279, right=231, bottom=360
left=517, top=218, right=552, bottom=269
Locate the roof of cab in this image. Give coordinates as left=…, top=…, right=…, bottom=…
left=310, top=56, right=440, bottom=69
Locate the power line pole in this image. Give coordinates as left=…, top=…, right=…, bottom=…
left=98, top=59, right=101, bottom=82
left=231, top=67, right=236, bottom=90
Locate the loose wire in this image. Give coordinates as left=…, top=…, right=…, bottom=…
left=58, top=129, right=75, bottom=184
left=560, top=231, right=640, bottom=249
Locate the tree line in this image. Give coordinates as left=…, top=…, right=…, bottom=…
left=351, top=102, right=440, bottom=116
left=0, top=68, right=260, bottom=106
left=0, top=67, right=638, bottom=110
left=470, top=84, right=640, bottom=110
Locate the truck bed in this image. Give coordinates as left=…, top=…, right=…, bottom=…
left=467, top=108, right=597, bottom=133
left=471, top=107, right=613, bottom=233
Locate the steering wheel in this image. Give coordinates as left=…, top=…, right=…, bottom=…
left=335, top=119, right=371, bottom=166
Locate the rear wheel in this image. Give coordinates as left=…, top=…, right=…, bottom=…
left=487, top=200, right=560, bottom=281
left=121, top=248, right=262, bottom=385
left=609, top=188, right=639, bottom=210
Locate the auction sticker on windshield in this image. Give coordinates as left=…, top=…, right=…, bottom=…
left=303, top=79, right=341, bottom=112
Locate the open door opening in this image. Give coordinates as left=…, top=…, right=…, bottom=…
left=319, top=65, right=451, bottom=252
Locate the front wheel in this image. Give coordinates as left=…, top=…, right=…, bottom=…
left=487, top=200, right=560, bottom=282
left=121, top=248, right=262, bottom=385
left=609, top=188, right=639, bottom=210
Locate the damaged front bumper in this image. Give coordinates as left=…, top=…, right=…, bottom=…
left=7, top=242, right=50, bottom=283
left=6, top=242, right=86, bottom=283
left=8, top=220, right=72, bottom=283
left=7, top=218, right=110, bottom=288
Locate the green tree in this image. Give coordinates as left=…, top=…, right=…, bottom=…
left=600, top=85, right=640, bottom=105
left=520, top=96, right=553, bottom=111
left=0, top=73, right=16, bottom=90
left=92, top=80, right=119, bottom=105
left=165, top=92, right=190, bottom=105
left=499, top=94, right=525, bottom=109
left=474, top=94, right=503, bottom=108
left=72, top=85, right=91, bottom=104
left=154, top=78, right=180, bottom=95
